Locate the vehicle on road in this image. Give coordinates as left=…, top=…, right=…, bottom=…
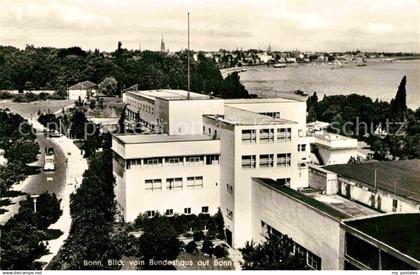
left=44, top=147, right=55, bottom=171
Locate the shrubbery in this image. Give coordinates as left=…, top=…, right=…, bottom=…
left=0, top=193, right=63, bottom=270
left=134, top=209, right=225, bottom=241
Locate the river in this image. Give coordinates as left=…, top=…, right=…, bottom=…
left=236, top=60, right=420, bottom=110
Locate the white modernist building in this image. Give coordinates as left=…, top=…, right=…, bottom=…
left=113, top=90, right=312, bottom=247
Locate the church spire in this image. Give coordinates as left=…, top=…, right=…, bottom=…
left=160, top=35, right=166, bottom=52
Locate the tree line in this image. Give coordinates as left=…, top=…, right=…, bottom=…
left=306, top=76, right=420, bottom=160
left=0, top=109, right=40, bottom=194
left=0, top=44, right=249, bottom=99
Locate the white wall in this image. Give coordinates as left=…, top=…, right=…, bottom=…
left=168, top=99, right=224, bottom=135
left=338, top=178, right=419, bottom=213
left=69, top=89, right=88, bottom=100
left=205, top=114, right=305, bottom=248
left=252, top=180, right=344, bottom=270
left=317, top=147, right=358, bottom=165
left=123, top=162, right=220, bottom=221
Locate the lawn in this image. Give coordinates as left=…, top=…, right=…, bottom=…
left=0, top=99, right=74, bottom=119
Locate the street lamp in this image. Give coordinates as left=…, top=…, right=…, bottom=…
left=30, top=194, right=40, bottom=213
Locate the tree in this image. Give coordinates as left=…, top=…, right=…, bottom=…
left=201, top=240, right=214, bottom=256
left=240, top=233, right=308, bottom=270
left=390, top=76, right=407, bottom=115
left=118, top=104, right=127, bottom=134
left=69, top=111, right=87, bottom=139
left=136, top=215, right=182, bottom=269
left=98, top=77, right=117, bottom=96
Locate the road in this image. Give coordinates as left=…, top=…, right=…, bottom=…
left=0, top=103, right=88, bottom=268
left=21, top=134, right=67, bottom=196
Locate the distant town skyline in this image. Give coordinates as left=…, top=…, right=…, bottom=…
left=1, top=0, right=419, bottom=52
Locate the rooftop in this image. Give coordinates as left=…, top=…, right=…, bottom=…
left=205, top=106, right=296, bottom=126
left=113, top=133, right=215, bottom=144
left=68, top=80, right=97, bottom=90
left=304, top=192, right=378, bottom=218
left=126, top=89, right=217, bottom=101
left=253, top=178, right=353, bottom=220
left=344, top=213, right=420, bottom=261
left=324, top=160, right=420, bottom=203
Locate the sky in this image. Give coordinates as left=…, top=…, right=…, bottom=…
left=0, top=0, right=419, bottom=52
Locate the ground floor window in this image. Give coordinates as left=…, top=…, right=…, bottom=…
left=165, top=209, right=174, bottom=216
left=202, top=206, right=209, bottom=213
left=184, top=207, right=192, bottom=215
left=147, top=210, right=156, bottom=218
left=261, top=220, right=322, bottom=270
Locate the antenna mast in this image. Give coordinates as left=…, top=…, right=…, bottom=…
left=187, top=12, right=191, bottom=100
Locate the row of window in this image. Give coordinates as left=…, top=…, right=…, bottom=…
left=145, top=176, right=204, bottom=191
left=242, top=128, right=292, bottom=143
left=124, top=155, right=220, bottom=169
left=261, top=221, right=321, bottom=270
left=146, top=206, right=209, bottom=218
left=242, top=153, right=292, bottom=168
left=127, top=98, right=155, bottom=115
left=259, top=112, right=281, bottom=119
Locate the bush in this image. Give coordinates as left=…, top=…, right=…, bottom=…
left=214, top=245, right=228, bottom=258
left=201, top=240, right=214, bottom=256
left=193, top=230, right=204, bottom=242
left=185, top=241, right=197, bottom=254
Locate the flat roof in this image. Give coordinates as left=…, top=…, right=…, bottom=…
left=344, top=213, right=420, bottom=260
left=324, top=160, right=420, bottom=203
left=113, top=134, right=215, bottom=144
left=315, top=132, right=355, bottom=141
left=305, top=192, right=378, bottom=218
left=205, top=106, right=296, bottom=126
left=127, top=89, right=217, bottom=101
left=253, top=178, right=352, bottom=220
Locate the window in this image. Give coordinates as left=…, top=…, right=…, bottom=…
left=298, top=144, right=307, bottom=152
left=187, top=176, right=203, bottom=188
left=203, top=126, right=206, bottom=134
left=226, top=184, right=233, bottom=194
left=278, top=128, right=292, bottom=142
left=206, top=155, right=220, bottom=165
left=187, top=156, right=203, bottom=165
left=147, top=210, right=156, bottom=218
left=166, top=157, right=182, bottom=165
left=260, top=154, right=274, bottom=167
left=260, top=112, right=280, bottom=119
left=260, top=128, right=274, bottom=143
left=277, top=153, right=291, bottom=167
left=242, top=129, right=256, bottom=143
left=145, top=179, right=162, bottom=191
left=307, top=251, right=321, bottom=270
left=202, top=206, right=209, bottom=213
left=226, top=209, right=233, bottom=219
left=166, top=178, right=183, bottom=190
left=277, top=178, right=291, bottom=186
left=242, top=155, right=256, bottom=168
left=144, top=158, right=162, bottom=166
left=184, top=207, right=192, bottom=215
left=392, top=199, right=398, bottom=212
left=165, top=209, right=174, bottom=216
left=208, top=128, right=211, bottom=135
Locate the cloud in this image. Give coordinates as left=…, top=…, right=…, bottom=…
left=0, top=0, right=418, bottom=52
left=368, top=23, right=394, bottom=34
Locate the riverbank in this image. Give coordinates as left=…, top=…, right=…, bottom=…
left=237, top=59, right=420, bottom=110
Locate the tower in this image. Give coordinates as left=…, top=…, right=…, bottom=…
left=160, top=36, right=166, bottom=52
